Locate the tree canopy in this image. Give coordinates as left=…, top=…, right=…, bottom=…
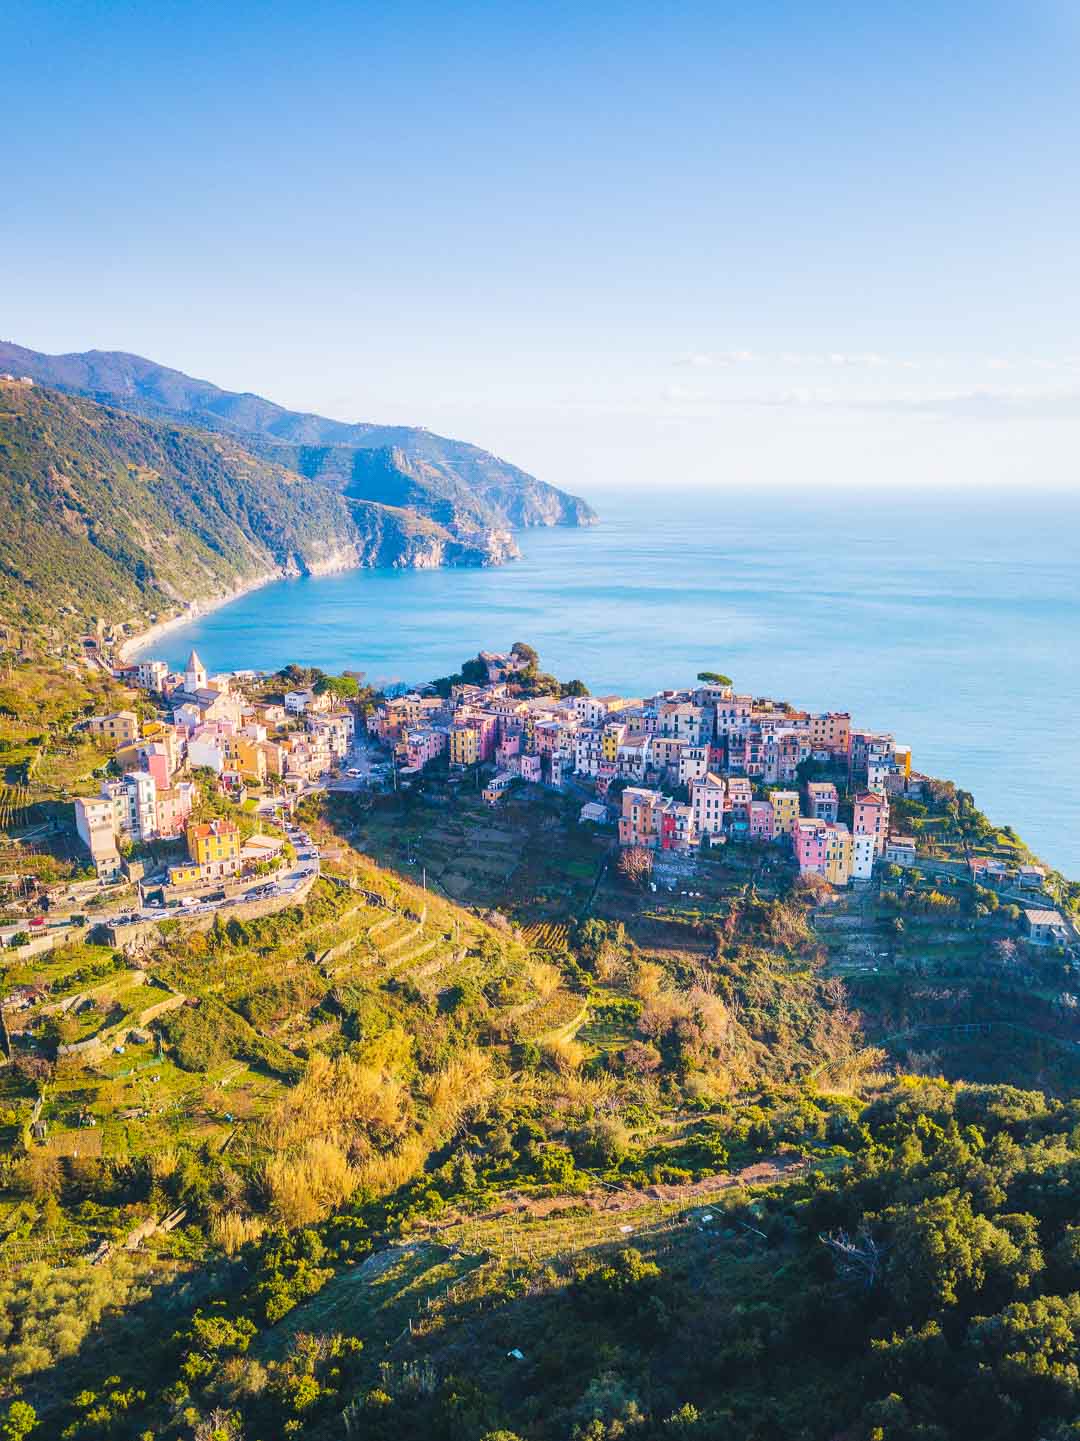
left=313, top=675, right=360, bottom=699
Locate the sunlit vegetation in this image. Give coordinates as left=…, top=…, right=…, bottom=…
left=0, top=696, right=1077, bottom=1441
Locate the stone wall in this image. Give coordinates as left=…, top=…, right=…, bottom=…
left=108, top=871, right=319, bottom=949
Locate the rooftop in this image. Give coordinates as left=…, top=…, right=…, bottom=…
left=1025, top=908, right=1066, bottom=927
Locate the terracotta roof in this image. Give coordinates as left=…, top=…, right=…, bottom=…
left=188, top=818, right=239, bottom=840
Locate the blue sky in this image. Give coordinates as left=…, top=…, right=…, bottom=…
left=5, top=0, right=1080, bottom=491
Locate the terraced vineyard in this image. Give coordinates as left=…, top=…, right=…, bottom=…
left=6, top=752, right=1077, bottom=1441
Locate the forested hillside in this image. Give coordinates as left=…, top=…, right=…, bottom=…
left=0, top=384, right=515, bottom=643
left=0, top=342, right=597, bottom=538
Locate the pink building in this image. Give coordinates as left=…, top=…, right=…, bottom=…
left=809, top=712, right=851, bottom=756
left=518, top=753, right=542, bottom=783
left=793, top=818, right=828, bottom=875
left=156, top=781, right=195, bottom=838
left=853, top=792, right=890, bottom=856
left=761, top=731, right=806, bottom=784
left=748, top=799, right=774, bottom=840
left=714, top=694, right=753, bottom=736
left=691, top=773, right=726, bottom=838
left=142, top=743, right=172, bottom=791
left=495, top=736, right=522, bottom=769
left=596, top=759, right=618, bottom=796
left=405, top=727, right=447, bottom=770
left=534, top=720, right=569, bottom=756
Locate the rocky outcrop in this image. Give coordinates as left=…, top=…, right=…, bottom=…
left=346, top=501, right=521, bottom=569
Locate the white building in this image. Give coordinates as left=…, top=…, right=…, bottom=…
left=134, top=658, right=169, bottom=691
left=678, top=745, right=710, bottom=788
left=184, top=649, right=208, bottom=693
left=482, top=771, right=515, bottom=805
left=187, top=736, right=226, bottom=773
left=285, top=688, right=333, bottom=716
left=851, top=832, right=876, bottom=881
left=74, top=797, right=121, bottom=878
left=124, top=770, right=158, bottom=839
left=574, top=729, right=602, bottom=777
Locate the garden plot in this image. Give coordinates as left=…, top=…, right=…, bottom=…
left=260, top=1241, right=484, bottom=1363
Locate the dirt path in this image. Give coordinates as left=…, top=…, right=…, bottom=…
left=518, top=1156, right=801, bottom=1218
left=424, top=1155, right=802, bottom=1234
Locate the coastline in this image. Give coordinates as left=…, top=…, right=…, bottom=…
left=114, top=526, right=548, bottom=665
left=115, top=515, right=593, bottom=666
left=116, top=566, right=296, bottom=664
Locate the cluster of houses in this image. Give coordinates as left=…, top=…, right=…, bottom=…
left=366, top=658, right=1073, bottom=942
left=367, top=666, right=926, bottom=884
left=69, top=644, right=1069, bottom=947
left=73, top=650, right=353, bottom=879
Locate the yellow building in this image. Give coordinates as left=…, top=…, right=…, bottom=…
left=770, top=789, right=801, bottom=838
left=449, top=724, right=479, bottom=767
left=225, top=736, right=267, bottom=783
left=187, top=818, right=242, bottom=877
left=258, top=741, right=285, bottom=777
left=167, top=861, right=203, bottom=889
left=113, top=740, right=143, bottom=772
left=88, top=710, right=139, bottom=745
left=824, top=823, right=853, bottom=885
left=601, top=723, right=625, bottom=762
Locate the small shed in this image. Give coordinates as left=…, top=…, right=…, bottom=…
left=1023, top=908, right=1069, bottom=946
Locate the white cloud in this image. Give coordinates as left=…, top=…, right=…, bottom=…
left=679, top=349, right=894, bottom=370
left=897, top=387, right=1080, bottom=419
left=673, top=350, right=754, bottom=368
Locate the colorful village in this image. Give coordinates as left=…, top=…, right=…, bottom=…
left=39, top=641, right=1068, bottom=956
left=369, top=648, right=1043, bottom=886
left=67, top=648, right=350, bottom=911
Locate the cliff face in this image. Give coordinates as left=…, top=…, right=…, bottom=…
left=0, top=341, right=598, bottom=543
left=268, top=438, right=596, bottom=536
left=345, top=500, right=521, bottom=570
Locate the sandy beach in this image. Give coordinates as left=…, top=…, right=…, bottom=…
left=115, top=566, right=292, bottom=664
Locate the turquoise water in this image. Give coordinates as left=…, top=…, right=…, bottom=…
left=138, top=489, right=1080, bottom=876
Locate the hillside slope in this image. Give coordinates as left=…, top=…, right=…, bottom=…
left=0, top=383, right=500, bottom=640
left=0, top=341, right=597, bottom=535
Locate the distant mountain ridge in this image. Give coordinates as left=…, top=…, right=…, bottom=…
left=0, top=382, right=510, bottom=644
left=0, top=341, right=597, bottom=535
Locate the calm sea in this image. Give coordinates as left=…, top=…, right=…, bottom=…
left=137, top=489, right=1080, bottom=877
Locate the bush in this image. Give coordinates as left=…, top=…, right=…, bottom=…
left=573, top=1119, right=631, bottom=1170
left=573, top=1248, right=667, bottom=1334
